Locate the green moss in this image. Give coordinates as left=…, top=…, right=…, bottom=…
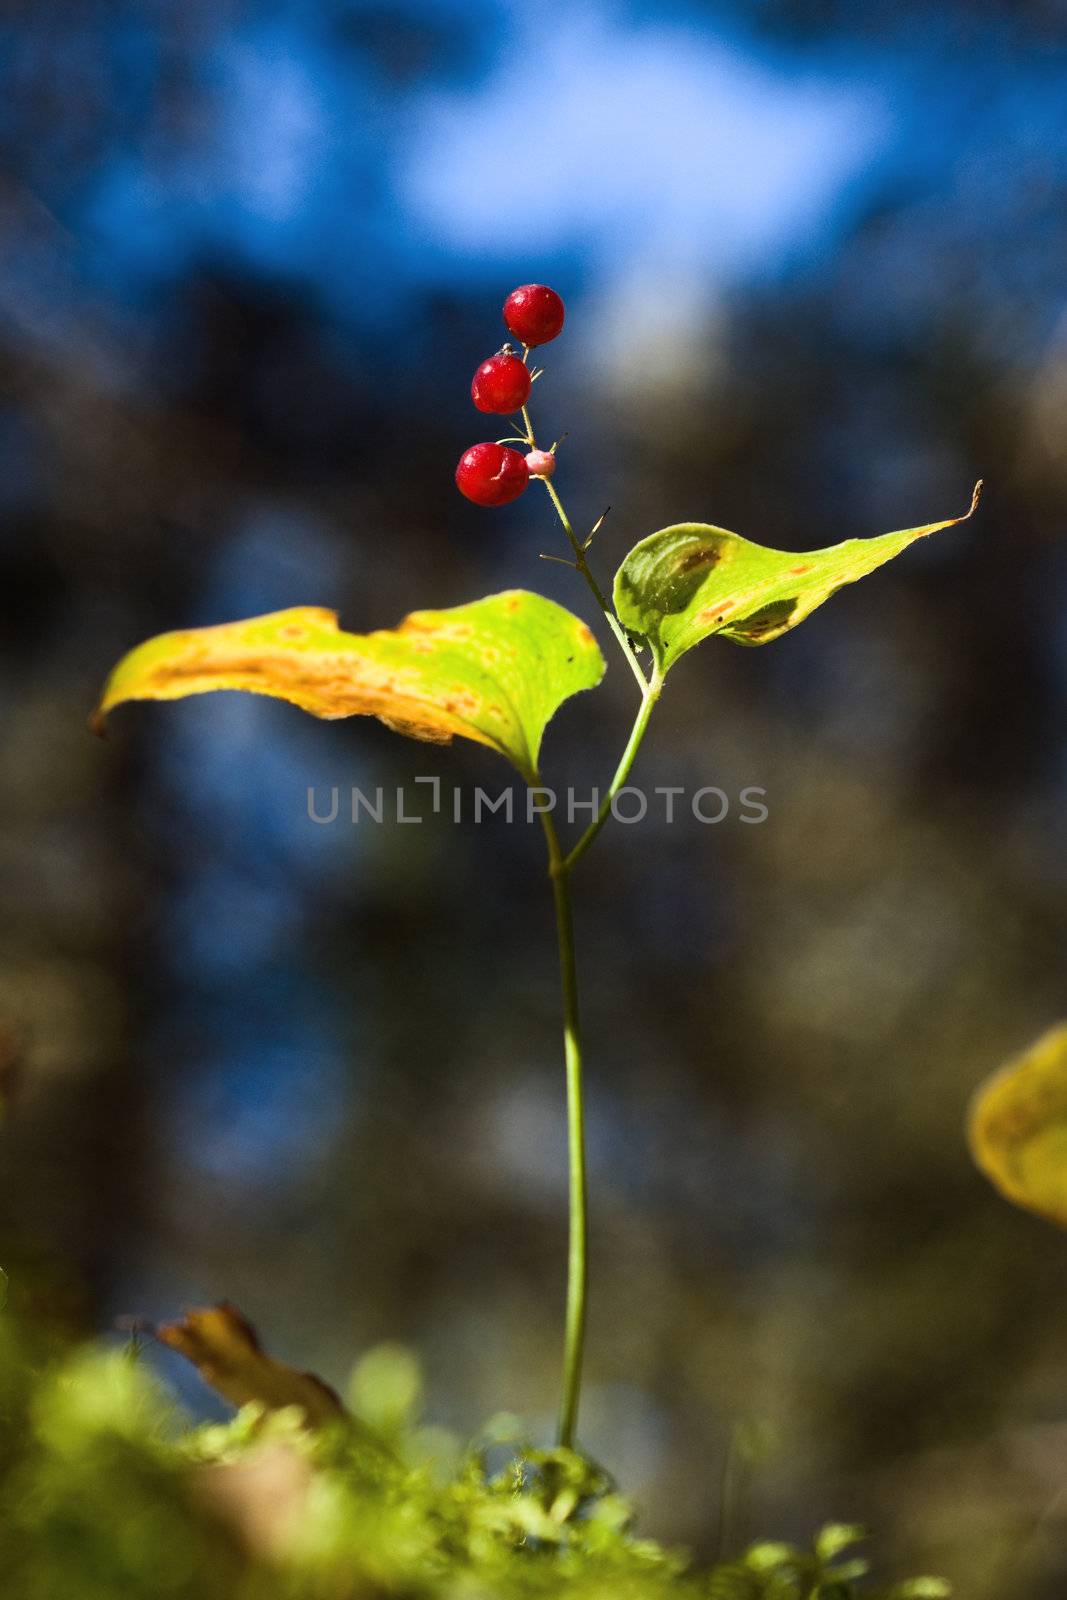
left=0, top=1325, right=947, bottom=1600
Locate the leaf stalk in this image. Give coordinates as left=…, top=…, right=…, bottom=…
left=564, top=669, right=662, bottom=873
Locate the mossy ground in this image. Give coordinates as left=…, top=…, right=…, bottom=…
left=0, top=1316, right=948, bottom=1600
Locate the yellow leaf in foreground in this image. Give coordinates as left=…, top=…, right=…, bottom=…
left=969, top=1023, right=1067, bottom=1228
left=92, top=592, right=605, bottom=780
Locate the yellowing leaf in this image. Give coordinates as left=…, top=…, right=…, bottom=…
left=92, top=592, right=605, bottom=780
left=153, top=1303, right=343, bottom=1425
left=969, top=1023, right=1067, bottom=1228
left=613, top=483, right=982, bottom=673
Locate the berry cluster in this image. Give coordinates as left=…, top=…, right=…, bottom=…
left=455, top=284, right=565, bottom=508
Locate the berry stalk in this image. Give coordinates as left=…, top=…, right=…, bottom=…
left=519, top=397, right=649, bottom=695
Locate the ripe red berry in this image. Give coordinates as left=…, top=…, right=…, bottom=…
left=503, top=284, right=565, bottom=347
left=525, top=449, right=556, bottom=479
left=455, top=442, right=530, bottom=507
left=471, top=349, right=532, bottom=414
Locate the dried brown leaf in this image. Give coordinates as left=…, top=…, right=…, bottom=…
left=153, top=1302, right=343, bottom=1426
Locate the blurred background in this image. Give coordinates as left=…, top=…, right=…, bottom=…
left=2, top=0, right=1067, bottom=1593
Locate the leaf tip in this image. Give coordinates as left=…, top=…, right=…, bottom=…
left=965, top=478, right=984, bottom=519
left=88, top=707, right=108, bottom=739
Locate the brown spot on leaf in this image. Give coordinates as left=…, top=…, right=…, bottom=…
left=378, top=714, right=455, bottom=744
left=677, top=545, right=722, bottom=574
left=789, top=564, right=813, bottom=576
left=732, top=597, right=800, bottom=642
left=697, top=600, right=737, bottom=625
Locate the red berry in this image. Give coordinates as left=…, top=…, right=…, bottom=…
left=503, top=284, right=565, bottom=347
left=471, top=349, right=532, bottom=414
left=455, top=442, right=530, bottom=507
left=525, top=449, right=556, bottom=479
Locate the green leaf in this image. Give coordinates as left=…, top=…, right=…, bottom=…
left=347, top=1344, right=422, bottom=1432
left=92, top=591, right=605, bottom=781
left=612, top=483, right=981, bottom=674
left=744, top=1540, right=800, bottom=1571
left=969, top=1022, right=1067, bottom=1228
left=814, top=1524, right=866, bottom=1564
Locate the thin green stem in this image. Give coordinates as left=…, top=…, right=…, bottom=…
left=716, top=1424, right=748, bottom=1560
left=541, top=477, right=609, bottom=611
left=523, top=345, right=662, bottom=1450
left=565, top=666, right=662, bottom=871
left=538, top=810, right=587, bottom=1450
left=518, top=400, right=648, bottom=694
left=543, top=479, right=648, bottom=694
left=534, top=668, right=661, bottom=1448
